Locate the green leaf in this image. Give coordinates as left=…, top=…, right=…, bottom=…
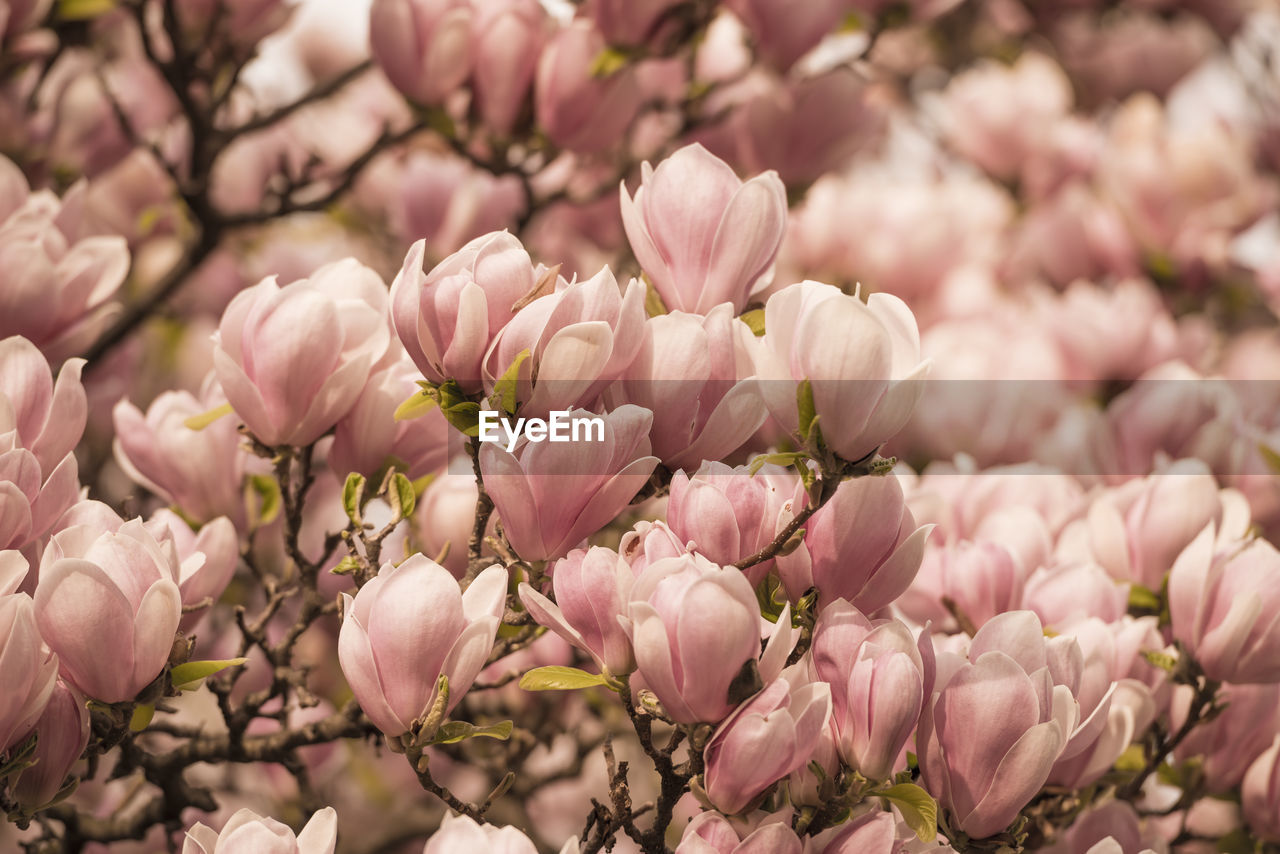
left=183, top=402, right=234, bottom=431
left=389, top=472, right=416, bottom=521
left=878, top=783, right=938, bottom=843
left=171, top=658, right=248, bottom=691
left=394, top=389, right=439, bottom=422
left=747, top=451, right=808, bottom=475
left=1128, top=584, right=1161, bottom=612
left=246, top=474, right=281, bottom=526
left=331, top=556, right=362, bottom=576
left=519, top=666, right=608, bottom=691
left=1260, top=442, right=1280, bottom=475
left=738, top=308, right=765, bottom=336
left=129, top=703, right=155, bottom=732
left=342, top=473, right=366, bottom=525
left=433, top=720, right=514, bottom=745
left=796, top=379, right=816, bottom=439
left=589, top=47, right=629, bottom=77
left=644, top=281, right=668, bottom=317
left=442, top=401, right=483, bottom=437
left=492, top=349, right=531, bottom=416
left=1114, top=743, right=1146, bottom=774
left=58, top=0, right=117, bottom=21
left=1141, top=649, right=1178, bottom=672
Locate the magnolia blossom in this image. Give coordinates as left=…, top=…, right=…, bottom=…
left=0, top=157, right=128, bottom=360
left=1243, top=736, right=1280, bottom=842
left=535, top=21, right=641, bottom=153
left=424, top=811, right=580, bottom=853
left=484, top=266, right=645, bottom=418
left=34, top=518, right=183, bottom=703
left=702, top=672, right=831, bottom=814
left=391, top=231, right=536, bottom=393
left=112, top=376, right=247, bottom=527
left=611, top=306, right=768, bottom=470
left=675, top=811, right=803, bottom=854
left=471, top=0, right=546, bottom=136
left=337, top=556, right=506, bottom=738
left=0, top=590, right=58, bottom=754
left=519, top=546, right=636, bottom=676
left=810, top=601, right=934, bottom=781
left=918, top=612, right=1083, bottom=839
left=626, top=553, right=797, bottom=724
left=480, top=405, right=658, bottom=562
left=755, top=281, right=929, bottom=464
left=620, top=143, right=786, bottom=314
left=667, top=462, right=803, bottom=585
left=182, top=807, right=338, bottom=854
left=9, top=679, right=89, bottom=809
left=1169, top=524, right=1280, bottom=683
left=369, top=0, right=472, bottom=106
left=212, top=260, right=390, bottom=447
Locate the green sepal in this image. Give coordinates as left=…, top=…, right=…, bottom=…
left=738, top=308, right=765, bottom=336
left=58, top=0, right=117, bottom=22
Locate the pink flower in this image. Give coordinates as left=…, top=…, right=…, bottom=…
left=725, top=0, right=847, bottom=71
left=535, top=21, right=641, bottom=153
left=610, top=306, right=768, bottom=469
left=423, top=811, right=579, bottom=853
left=0, top=436, right=79, bottom=556
left=676, top=811, right=803, bottom=854
left=1168, top=523, right=1280, bottom=684
left=391, top=232, right=536, bottom=394
left=34, top=518, right=182, bottom=703
left=917, top=611, right=1081, bottom=839
left=1022, top=562, right=1128, bottom=630
left=898, top=540, right=1024, bottom=632
left=480, top=405, right=658, bottom=563
left=471, top=0, right=546, bottom=136
left=777, top=473, right=931, bottom=610
left=703, top=671, right=831, bottom=814
left=755, top=281, right=929, bottom=464
left=1243, top=736, right=1280, bottom=842
left=0, top=161, right=128, bottom=360
left=337, top=556, right=506, bottom=738
left=810, top=601, right=934, bottom=781
left=626, top=553, right=797, bottom=724
left=0, top=590, right=58, bottom=754
left=212, top=259, right=390, bottom=447
left=620, top=144, right=786, bottom=315
left=112, top=375, right=247, bottom=527
left=485, top=266, right=645, bottom=418
left=413, top=467, right=481, bottom=579
left=667, top=462, right=803, bottom=585
left=369, top=0, right=471, bottom=106
left=1174, top=682, right=1280, bottom=792
left=618, top=519, right=687, bottom=574
left=9, top=679, right=88, bottom=809
left=330, top=352, right=452, bottom=482
left=182, top=807, right=338, bottom=854
left=519, top=546, right=636, bottom=676
left=0, top=335, right=86, bottom=475
left=145, top=510, right=238, bottom=634
left=1087, top=459, right=1229, bottom=591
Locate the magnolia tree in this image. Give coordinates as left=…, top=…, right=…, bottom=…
left=1, top=0, right=1280, bottom=852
